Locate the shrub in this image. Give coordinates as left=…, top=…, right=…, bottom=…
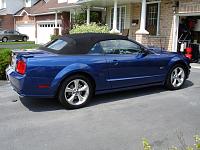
left=0, top=49, right=11, bottom=80
left=142, top=138, right=152, bottom=150
left=70, top=23, right=110, bottom=34
left=50, top=35, right=60, bottom=41
left=143, top=134, right=200, bottom=150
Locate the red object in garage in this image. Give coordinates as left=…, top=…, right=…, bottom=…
left=185, top=47, right=192, bottom=59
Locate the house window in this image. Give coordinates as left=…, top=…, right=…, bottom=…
left=1, top=0, right=6, bottom=8
left=146, top=2, right=160, bottom=35
left=110, top=6, right=126, bottom=32
left=24, top=0, right=31, bottom=7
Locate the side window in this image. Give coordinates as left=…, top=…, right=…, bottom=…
left=90, top=43, right=103, bottom=54
left=100, top=40, right=118, bottom=54
left=7, top=30, right=14, bottom=34
left=117, top=40, right=142, bottom=54
left=100, top=40, right=142, bottom=54
left=14, top=31, right=20, bottom=35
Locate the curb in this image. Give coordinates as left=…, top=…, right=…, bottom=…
left=190, top=63, right=200, bottom=69
left=191, top=66, right=200, bottom=69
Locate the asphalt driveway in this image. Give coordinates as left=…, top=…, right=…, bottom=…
left=0, top=68, right=200, bottom=150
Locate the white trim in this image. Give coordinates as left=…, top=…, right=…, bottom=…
left=156, top=2, right=160, bottom=35
left=176, top=12, right=200, bottom=16
left=119, top=7, right=122, bottom=32
left=172, top=14, right=179, bottom=52
left=136, top=0, right=149, bottom=34
left=36, top=20, right=62, bottom=24
left=49, top=5, right=81, bottom=11
left=19, top=9, right=30, bottom=16
left=172, top=12, right=200, bottom=52
left=30, top=12, right=57, bottom=16
left=110, top=5, right=126, bottom=33
left=146, top=1, right=161, bottom=4
left=86, top=6, right=90, bottom=25
left=15, top=12, right=57, bottom=17
left=142, top=1, right=160, bottom=35
left=55, top=12, right=58, bottom=28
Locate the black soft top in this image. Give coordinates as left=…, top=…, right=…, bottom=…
left=41, top=33, right=129, bottom=55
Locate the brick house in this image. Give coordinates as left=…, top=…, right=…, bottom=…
left=0, top=0, right=26, bottom=30
left=50, top=0, right=200, bottom=58
left=15, top=0, right=71, bottom=44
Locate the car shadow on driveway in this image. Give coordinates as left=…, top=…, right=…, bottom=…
left=19, top=80, right=194, bottom=112
left=90, top=80, right=193, bottom=107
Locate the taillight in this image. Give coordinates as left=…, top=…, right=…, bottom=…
left=16, top=60, right=26, bottom=75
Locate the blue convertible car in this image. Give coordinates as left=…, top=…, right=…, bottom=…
left=6, top=33, right=190, bottom=109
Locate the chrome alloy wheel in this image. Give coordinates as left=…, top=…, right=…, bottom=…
left=64, top=79, right=90, bottom=106
left=170, top=67, right=185, bottom=88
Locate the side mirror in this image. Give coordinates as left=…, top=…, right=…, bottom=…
left=141, top=49, right=149, bottom=56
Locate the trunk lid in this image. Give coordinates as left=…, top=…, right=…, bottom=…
left=10, top=49, right=57, bottom=69
left=12, top=49, right=57, bottom=58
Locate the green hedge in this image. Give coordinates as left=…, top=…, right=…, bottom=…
left=0, top=49, right=11, bottom=80
left=70, top=23, right=110, bottom=34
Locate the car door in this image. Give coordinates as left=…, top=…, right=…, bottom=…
left=14, top=31, right=21, bottom=40
left=7, top=30, right=15, bottom=41
left=99, top=40, right=167, bottom=89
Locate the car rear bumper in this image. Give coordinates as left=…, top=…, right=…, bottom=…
left=6, top=66, right=55, bottom=98
left=6, top=66, right=25, bottom=95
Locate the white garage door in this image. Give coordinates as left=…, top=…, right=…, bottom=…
left=16, top=24, right=35, bottom=41
left=37, top=22, right=61, bottom=45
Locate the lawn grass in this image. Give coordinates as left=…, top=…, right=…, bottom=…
left=14, top=45, right=40, bottom=49
left=0, top=41, right=35, bottom=45
left=0, top=45, right=40, bottom=50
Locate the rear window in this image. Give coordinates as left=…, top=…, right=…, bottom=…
left=47, top=39, right=68, bottom=51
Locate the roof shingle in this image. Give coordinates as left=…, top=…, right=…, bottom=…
left=15, top=0, right=70, bottom=16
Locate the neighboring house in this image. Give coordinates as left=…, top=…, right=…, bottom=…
left=0, top=0, right=25, bottom=30
left=15, top=0, right=71, bottom=44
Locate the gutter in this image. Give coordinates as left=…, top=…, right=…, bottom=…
left=49, top=4, right=81, bottom=11
left=76, top=0, right=93, bottom=4
left=14, top=12, right=57, bottom=17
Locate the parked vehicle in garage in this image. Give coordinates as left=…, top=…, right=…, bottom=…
left=0, top=30, right=29, bottom=42
left=6, top=33, right=191, bottom=109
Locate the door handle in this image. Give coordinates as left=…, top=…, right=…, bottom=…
left=113, top=60, right=119, bottom=65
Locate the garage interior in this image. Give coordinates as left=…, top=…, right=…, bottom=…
left=178, top=15, right=200, bottom=63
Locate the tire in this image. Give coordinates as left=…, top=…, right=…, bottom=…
left=58, top=74, right=94, bottom=109
left=22, top=36, right=27, bottom=42
left=165, top=64, right=186, bottom=90
left=2, top=37, right=8, bottom=42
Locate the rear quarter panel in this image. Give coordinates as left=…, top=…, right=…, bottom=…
left=26, top=54, right=109, bottom=97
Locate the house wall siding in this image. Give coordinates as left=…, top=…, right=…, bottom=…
left=15, top=15, right=35, bottom=25
left=35, top=14, right=61, bottom=22
left=0, top=14, right=14, bottom=30
left=15, top=14, right=62, bottom=40
left=128, top=0, right=174, bottom=51
left=129, top=3, right=141, bottom=40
